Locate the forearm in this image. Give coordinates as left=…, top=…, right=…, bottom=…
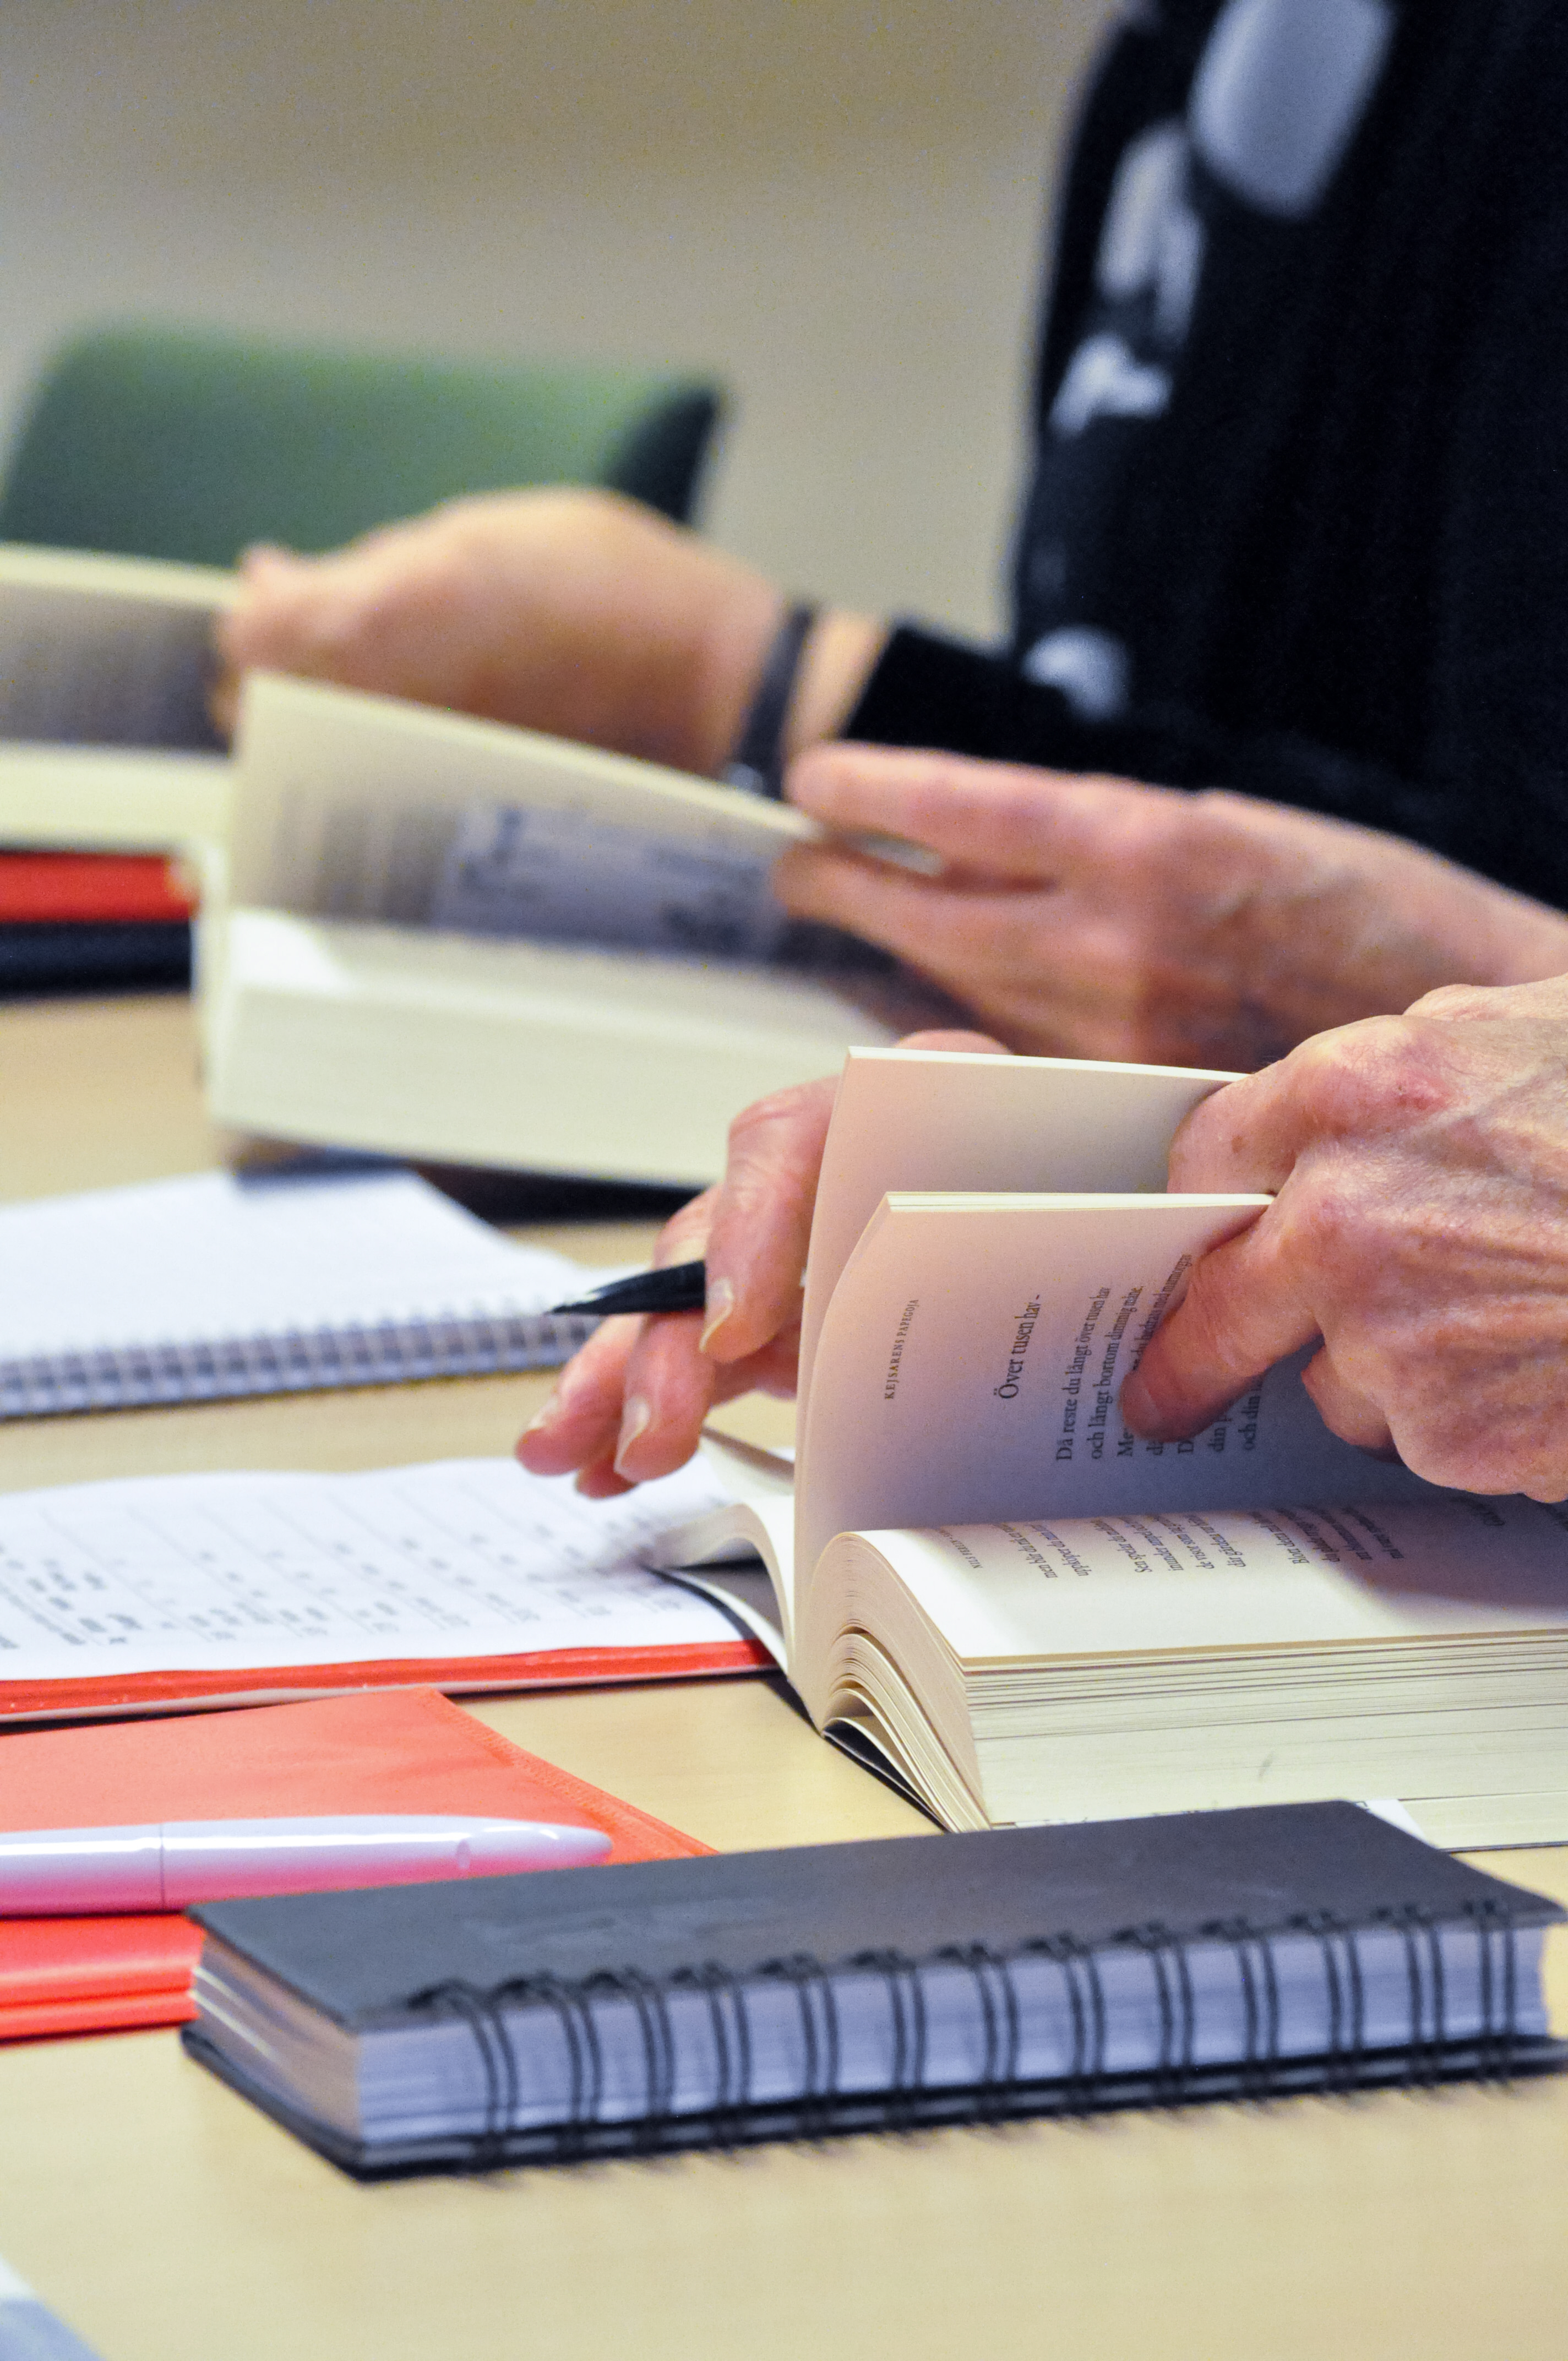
left=547, top=594, right=885, bottom=780
left=783, top=612, right=890, bottom=764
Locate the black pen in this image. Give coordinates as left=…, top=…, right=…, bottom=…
left=550, top=1260, right=707, bottom=1318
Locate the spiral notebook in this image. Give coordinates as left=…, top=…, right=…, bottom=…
left=0, top=1167, right=617, bottom=1417
left=183, top=1802, right=1566, bottom=2175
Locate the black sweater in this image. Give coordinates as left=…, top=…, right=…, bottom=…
left=847, top=1, right=1568, bottom=907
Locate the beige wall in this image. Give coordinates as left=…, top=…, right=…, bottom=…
left=0, top=0, right=1115, bottom=635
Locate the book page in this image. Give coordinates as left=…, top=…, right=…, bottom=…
left=0, top=1168, right=612, bottom=1365
left=796, top=1192, right=1434, bottom=1580
left=798, top=1049, right=1238, bottom=1416
left=0, top=1457, right=744, bottom=1684
left=0, top=546, right=232, bottom=749
left=0, top=746, right=231, bottom=852
left=203, top=910, right=914, bottom=1192
left=854, top=1496, right=1568, bottom=1666
left=427, top=802, right=792, bottom=960
left=230, top=672, right=816, bottom=955
left=645, top=1433, right=797, bottom=1659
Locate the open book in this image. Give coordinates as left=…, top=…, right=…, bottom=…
left=0, top=543, right=233, bottom=851
left=201, top=672, right=950, bottom=1185
left=647, top=1049, right=1568, bottom=1849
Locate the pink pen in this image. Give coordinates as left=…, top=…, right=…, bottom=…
left=0, top=1815, right=613, bottom=1912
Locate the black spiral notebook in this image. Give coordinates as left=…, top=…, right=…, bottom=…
left=184, top=1802, right=1565, bottom=2176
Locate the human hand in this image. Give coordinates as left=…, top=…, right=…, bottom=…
left=210, top=487, right=783, bottom=770
left=210, top=487, right=885, bottom=775
left=777, top=745, right=1568, bottom=1068
left=517, top=1027, right=1003, bottom=1494
left=1119, top=974, right=1568, bottom=1498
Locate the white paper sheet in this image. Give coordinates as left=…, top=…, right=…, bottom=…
left=0, top=1456, right=744, bottom=1681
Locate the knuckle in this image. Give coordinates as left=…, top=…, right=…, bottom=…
left=1390, top=1403, right=1512, bottom=1494
left=658, top=1188, right=716, bottom=1257
left=966, top=895, right=1065, bottom=976
left=901, top=764, right=973, bottom=839
left=1278, top=1163, right=1382, bottom=1280
left=1074, top=779, right=1182, bottom=873
left=981, top=771, right=1060, bottom=852
left=1285, top=1013, right=1455, bottom=1134
left=1405, top=980, right=1494, bottom=1023
left=726, top=1078, right=832, bottom=1157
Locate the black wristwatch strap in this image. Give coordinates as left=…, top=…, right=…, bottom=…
left=721, top=603, right=819, bottom=799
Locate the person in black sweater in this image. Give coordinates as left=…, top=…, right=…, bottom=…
left=216, top=0, right=1568, bottom=1069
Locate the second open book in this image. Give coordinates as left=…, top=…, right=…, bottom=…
left=647, top=1049, right=1568, bottom=1849
left=200, top=672, right=950, bottom=1185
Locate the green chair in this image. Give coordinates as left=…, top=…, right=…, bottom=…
left=0, top=326, right=723, bottom=567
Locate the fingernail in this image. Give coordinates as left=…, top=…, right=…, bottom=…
left=613, top=1395, right=652, bottom=1476
left=521, top=1391, right=560, bottom=1435
left=699, top=1276, right=735, bottom=1353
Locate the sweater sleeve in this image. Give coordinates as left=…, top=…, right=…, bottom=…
left=1419, top=193, right=1568, bottom=909
left=844, top=625, right=1461, bottom=856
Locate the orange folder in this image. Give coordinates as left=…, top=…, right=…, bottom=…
left=2, top=1628, right=768, bottom=1724
left=0, top=1688, right=707, bottom=2042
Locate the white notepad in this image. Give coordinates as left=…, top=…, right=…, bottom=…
left=0, top=1455, right=756, bottom=1718
left=0, top=1168, right=619, bottom=1417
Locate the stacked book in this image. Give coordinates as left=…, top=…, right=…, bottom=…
left=0, top=543, right=232, bottom=992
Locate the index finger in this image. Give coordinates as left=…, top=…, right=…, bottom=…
left=786, top=743, right=1150, bottom=883
left=701, top=1029, right=1004, bottom=1361
left=1118, top=1205, right=1315, bottom=1439
left=696, top=1074, right=839, bottom=1361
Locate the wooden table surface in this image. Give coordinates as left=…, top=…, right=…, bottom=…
left=1, top=993, right=1566, bottom=2361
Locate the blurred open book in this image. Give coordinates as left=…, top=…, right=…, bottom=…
left=0, top=542, right=233, bottom=852
left=201, top=672, right=951, bottom=1185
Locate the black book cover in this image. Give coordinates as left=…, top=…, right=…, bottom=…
left=190, top=1804, right=1560, bottom=2028
left=0, top=920, right=190, bottom=995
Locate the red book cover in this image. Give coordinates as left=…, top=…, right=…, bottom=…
left=0, top=1688, right=707, bottom=2042
left=0, top=851, right=195, bottom=923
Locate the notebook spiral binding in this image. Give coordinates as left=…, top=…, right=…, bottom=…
left=0, top=1308, right=601, bottom=1419
left=407, top=1896, right=1539, bottom=2170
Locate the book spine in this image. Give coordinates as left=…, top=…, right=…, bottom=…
left=0, top=1312, right=600, bottom=1418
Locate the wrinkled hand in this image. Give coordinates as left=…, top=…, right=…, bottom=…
left=518, top=1029, right=1002, bottom=1495
left=210, top=488, right=782, bottom=771
left=777, top=745, right=1568, bottom=1068
left=1120, top=975, right=1568, bottom=1498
